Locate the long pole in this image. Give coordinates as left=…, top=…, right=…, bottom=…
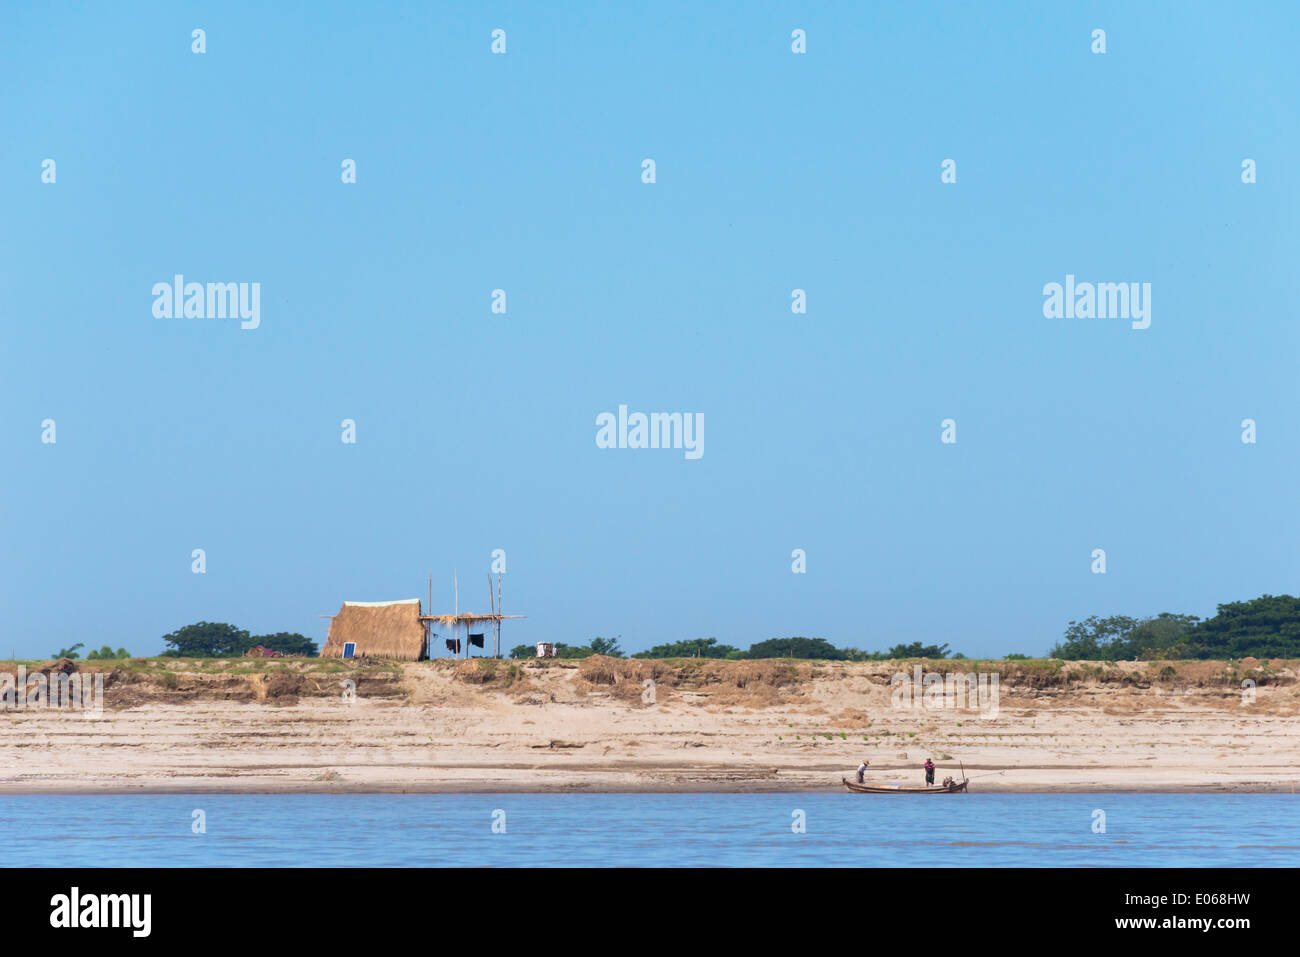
left=455, top=570, right=463, bottom=658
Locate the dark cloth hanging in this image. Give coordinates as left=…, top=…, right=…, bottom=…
left=445, top=638, right=461, bottom=654
left=469, top=633, right=485, bottom=648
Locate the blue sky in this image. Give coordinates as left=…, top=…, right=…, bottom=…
left=2, top=2, right=1297, bottom=659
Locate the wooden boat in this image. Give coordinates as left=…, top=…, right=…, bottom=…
left=842, top=776, right=968, bottom=793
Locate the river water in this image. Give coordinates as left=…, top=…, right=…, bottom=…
left=4, top=793, right=1296, bottom=867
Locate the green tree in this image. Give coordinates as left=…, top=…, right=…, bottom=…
left=553, top=643, right=591, bottom=659
left=52, top=643, right=84, bottom=660
left=745, top=637, right=847, bottom=660
left=886, top=641, right=951, bottom=659
left=1050, top=613, right=1203, bottom=660
left=1124, top=613, right=1201, bottom=658
left=250, top=632, right=318, bottom=657
left=1049, top=615, right=1140, bottom=660
left=85, top=645, right=131, bottom=660
left=588, top=636, right=624, bottom=658
left=633, top=637, right=741, bottom=659
left=161, top=622, right=251, bottom=658
left=507, top=642, right=590, bottom=659
left=1185, top=595, right=1300, bottom=658
left=513, top=637, right=627, bottom=660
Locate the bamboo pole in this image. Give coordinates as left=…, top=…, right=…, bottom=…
left=454, top=570, right=462, bottom=658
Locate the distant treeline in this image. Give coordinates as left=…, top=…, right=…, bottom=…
left=509, top=594, right=1300, bottom=662
left=510, top=636, right=956, bottom=661
left=159, top=622, right=318, bottom=658
left=508, top=637, right=627, bottom=660
left=1049, top=595, right=1300, bottom=661
left=52, top=643, right=132, bottom=661
left=635, top=637, right=959, bottom=661
left=132, top=594, right=1300, bottom=662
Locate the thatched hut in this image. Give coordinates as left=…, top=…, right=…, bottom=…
left=321, top=599, right=428, bottom=660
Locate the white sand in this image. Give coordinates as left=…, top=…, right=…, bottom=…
left=1, top=658, right=1296, bottom=793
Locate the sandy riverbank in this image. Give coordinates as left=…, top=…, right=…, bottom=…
left=1, top=656, right=1296, bottom=793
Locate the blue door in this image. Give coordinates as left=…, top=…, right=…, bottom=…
left=342, top=642, right=356, bottom=659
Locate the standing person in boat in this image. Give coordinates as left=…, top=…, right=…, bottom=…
left=856, top=759, right=870, bottom=784
left=923, top=757, right=935, bottom=786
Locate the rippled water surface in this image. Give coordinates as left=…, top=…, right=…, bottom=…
left=3, top=793, right=1296, bottom=866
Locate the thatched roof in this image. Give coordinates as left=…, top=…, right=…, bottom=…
left=321, top=599, right=427, bottom=660
left=422, top=612, right=524, bottom=628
